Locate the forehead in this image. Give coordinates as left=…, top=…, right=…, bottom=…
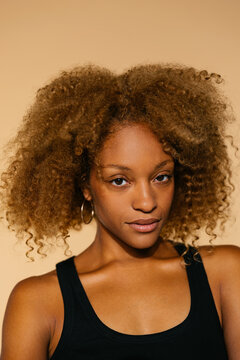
left=98, top=124, right=173, bottom=166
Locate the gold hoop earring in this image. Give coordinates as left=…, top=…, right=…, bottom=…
left=81, top=199, right=95, bottom=224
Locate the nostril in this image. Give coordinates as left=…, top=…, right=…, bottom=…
left=132, top=201, right=157, bottom=213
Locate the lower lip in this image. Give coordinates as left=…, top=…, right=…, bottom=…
left=128, top=222, right=159, bottom=233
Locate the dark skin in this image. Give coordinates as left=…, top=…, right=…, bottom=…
left=83, top=123, right=175, bottom=261
left=1, top=123, right=240, bottom=360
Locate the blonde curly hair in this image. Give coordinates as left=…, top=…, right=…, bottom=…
left=0, top=63, right=238, bottom=262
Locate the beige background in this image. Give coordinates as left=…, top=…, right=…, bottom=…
left=0, top=0, right=240, bottom=349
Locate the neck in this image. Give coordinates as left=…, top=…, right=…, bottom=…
left=84, top=222, right=168, bottom=267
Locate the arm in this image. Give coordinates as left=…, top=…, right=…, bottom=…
left=219, top=245, right=240, bottom=360
left=1, top=277, right=51, bottom=360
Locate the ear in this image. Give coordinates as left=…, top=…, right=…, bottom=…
left=82, top=186, right=92, bottom=201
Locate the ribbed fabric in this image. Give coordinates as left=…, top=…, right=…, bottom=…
left=50, top=241, right=228, bottom=359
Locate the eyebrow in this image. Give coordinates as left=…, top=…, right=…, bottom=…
left=101, top=159, right=174, bottom=172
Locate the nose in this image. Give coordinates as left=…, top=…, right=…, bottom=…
left=132, top=181, right=157, bottom=213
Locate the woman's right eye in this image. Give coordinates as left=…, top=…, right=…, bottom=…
left=110, top=178, right=128, bottom=186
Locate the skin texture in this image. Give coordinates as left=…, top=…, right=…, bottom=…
left=82, top=123, right=175, bottom=261
left=1, top=124, right=240, bottom=360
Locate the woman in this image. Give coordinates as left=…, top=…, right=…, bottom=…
left=1, top=63, right=240, bottom=359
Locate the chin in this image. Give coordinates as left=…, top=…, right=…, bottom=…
left=127, top=235, right=160, bottom=250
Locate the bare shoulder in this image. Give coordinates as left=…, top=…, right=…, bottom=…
left=198, top=243, right=240, bottom=268
left=197, top=243, right=240, bottom=285
left=7, top=268, right=60, bottom=315
left=1, top=269, right=61, bottom=360
left=198, top=243, right=240, bottom=359
left=201, top=242, right=240, bottom=293
left=12, top=267, right=57, bottom=294
left=198, top=242, right=240, bottom=255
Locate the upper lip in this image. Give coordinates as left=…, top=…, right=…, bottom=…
left=127, top=218, right=160, bottom=225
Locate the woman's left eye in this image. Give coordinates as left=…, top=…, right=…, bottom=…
left=110, top=178, right=128, bottom=186
left=154, top=174, right=172, bottom=183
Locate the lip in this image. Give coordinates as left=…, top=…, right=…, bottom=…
left=126, top=218, right=160, bottom=233
left=127, top=218, right=160, bottom=225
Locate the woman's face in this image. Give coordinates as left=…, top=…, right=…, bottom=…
left=84, top=123, right=175, bottom=250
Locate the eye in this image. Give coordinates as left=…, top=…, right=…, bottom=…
left=110, top=177, right=128, bottom=187
left=154, top=174, right=173, bottom=183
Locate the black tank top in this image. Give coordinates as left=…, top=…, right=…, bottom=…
left=50, top=241, right=228, bottom=360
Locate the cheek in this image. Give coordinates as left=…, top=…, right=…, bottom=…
left=157, top=181, right=174, bottom=200
left=155, top=184, right=175, bottom=216
left=165, top=185, right=175, bottom=213
left=92, top=187, right=125, bottom=221
left=169, top=183, right=175, bottom=202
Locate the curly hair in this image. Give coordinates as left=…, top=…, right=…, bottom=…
left=0, top=63, right=238, bottom=262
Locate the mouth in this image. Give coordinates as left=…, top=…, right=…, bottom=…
left=126, top=218, right=160, bottom=233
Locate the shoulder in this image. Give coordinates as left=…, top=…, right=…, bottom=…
left=198, top=243, right=240, bottom=269
left=198, top=243, right=240, bottom=358
left=8, top=268, right=62, bottom=327
left=1, top=270, right=61, bottom=360
left=202, top=243, right=240, bottom=300
left=8, top=269, right=60, bottom=312
left=197, top=243, right=240, bottom=286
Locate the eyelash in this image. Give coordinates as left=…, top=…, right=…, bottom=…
left=110, top=174, right=173, bottom=187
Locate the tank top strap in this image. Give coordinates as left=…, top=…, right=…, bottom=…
left=170, top=240, right=222, bottom=329
left=54, top=256, right=77, bottom=356
left=170, top=240, right=202, bottom=265
left=56, top=255, right=77, bottom=301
